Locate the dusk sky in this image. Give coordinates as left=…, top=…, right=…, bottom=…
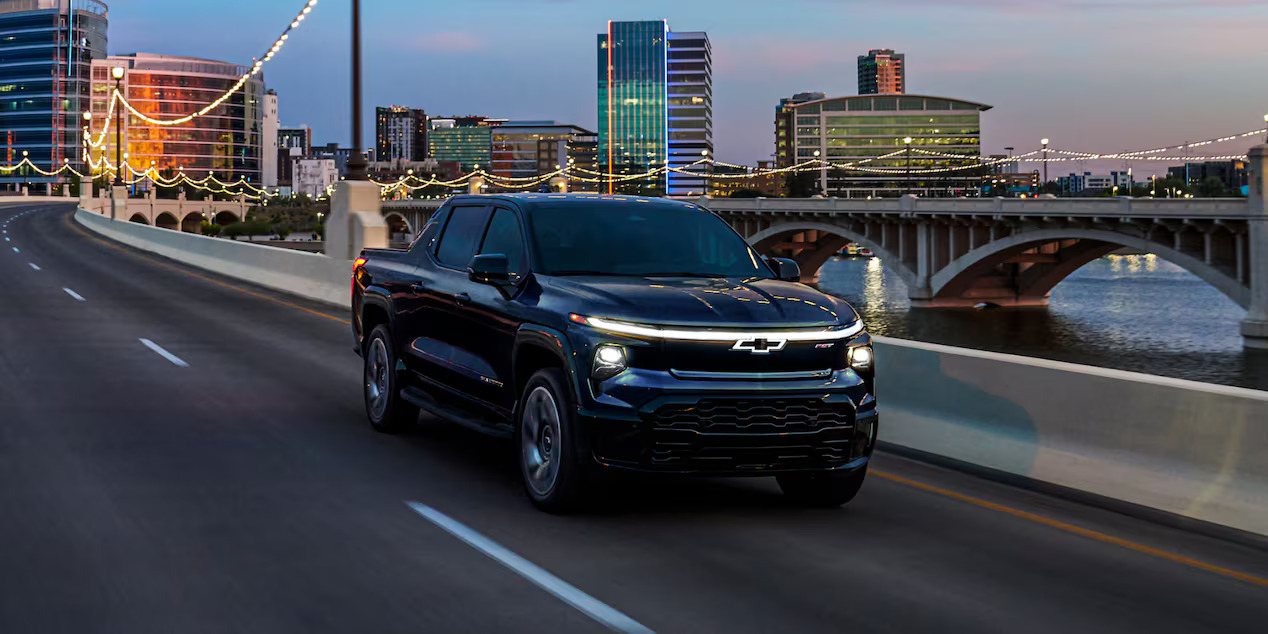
left=113, top=0, right=1268, bottom=170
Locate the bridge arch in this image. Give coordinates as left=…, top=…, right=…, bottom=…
left=383, top=212, right=413, bottom=240
left=155, top=212, right=179, bottom=231
left=213, top=210, right=239, bottom=226
left=931, top=228, right=1249, bottom=309
left=181, top=211, right=204, bottom=233
left=128, top=213, right=149, bottom=225
left=747, top=221, right=916, bottom=289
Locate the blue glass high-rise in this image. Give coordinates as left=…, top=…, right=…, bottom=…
left=598, top=20, right=712, bottom=197
left=0, top=0, right=107, bottom=187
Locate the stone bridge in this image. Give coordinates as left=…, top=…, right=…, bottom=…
left=706, top=145, right=1268, bottom=348
left=80, top=190, right=250, bottom=232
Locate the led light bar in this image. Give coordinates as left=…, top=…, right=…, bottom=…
left=575, top=315, right=864, bottom=342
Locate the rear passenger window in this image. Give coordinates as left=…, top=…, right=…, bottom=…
left=435, top=206, right=491, bottom=268
left=479, top=209, right=526, bottom=282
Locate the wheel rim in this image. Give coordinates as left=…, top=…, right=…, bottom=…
left=365, top=338, right=390, bottom=420
left=521, top=386, right=562, bottom=496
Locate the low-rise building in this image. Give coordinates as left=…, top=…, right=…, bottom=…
left=709, top=161, right=779, bottom=197
left=293, top=157, right=337, bottom=198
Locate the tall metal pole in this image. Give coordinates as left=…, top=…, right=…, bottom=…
left=1041, top=138, right=1049, bottom=195
left=113, top=74, right=123, bottom=186
left=345, top=0, right=368, bottom=181
left=903, top=136, right=913, bottom=196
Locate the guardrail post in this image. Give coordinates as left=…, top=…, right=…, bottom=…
left=110, top=185, right=128, bottom=221
left=1242, top=144, right=1268, bottom=349
left=327, top=180, right=387, bottom=261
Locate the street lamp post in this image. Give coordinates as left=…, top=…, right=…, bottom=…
left=345, top=0, right=368, bottom=181
left=1041, top=138, right=1049, bottom=195
left=903, top=137, right=913, bottom=195
left=112, top=65, right=125, bottom=186
left=81, top=111, right=92, bottom=182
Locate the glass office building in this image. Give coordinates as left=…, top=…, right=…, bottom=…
left=90, top=53, right=264, bottom=183
left=598, top=20, right=712, bottom=197
left=430, top=125, right=491, bottom=172
left=0, top=0, right=107, bottom=185
left=491, top=120, right=596, bottom=181
left=790, top=94, right=990, bottom=197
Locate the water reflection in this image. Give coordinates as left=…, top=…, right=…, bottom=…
left=818, top=255, right=1268, bottom=391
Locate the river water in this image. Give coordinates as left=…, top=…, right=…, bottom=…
left=817, top=254, right=1268, bottom=392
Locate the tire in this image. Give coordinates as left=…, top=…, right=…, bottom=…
left=517, top=367, right=590, bottom=513
left=777, top=465, right=868, bottom=507
left=363, top=325, right=418, bottom=433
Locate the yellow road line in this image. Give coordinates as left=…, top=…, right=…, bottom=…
left=65, top=211, right=351, bottom=325
left=872, top=469, right=1268, bottom=588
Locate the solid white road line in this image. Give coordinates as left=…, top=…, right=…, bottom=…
left=405, top=502, right=654, bottom=634
left=28, top=262, right=39, bottom=271
left=138, top=338, right=189, bottom=368
left=63, top=288, right=85, bottom=302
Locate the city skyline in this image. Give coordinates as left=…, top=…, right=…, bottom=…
left=110, top=0, right=1268, bottom=168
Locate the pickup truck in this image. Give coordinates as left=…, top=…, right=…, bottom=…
left=352, top=194, right=877, bottom=512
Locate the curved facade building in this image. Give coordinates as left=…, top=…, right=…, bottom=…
left=90, top=53, right=264, bottom=183
left=790, top=94, right=990, bottom=197
left=0, top=0, right=107, bottom=184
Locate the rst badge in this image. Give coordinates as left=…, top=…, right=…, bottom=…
left=731, top=338, right=788, bottom=354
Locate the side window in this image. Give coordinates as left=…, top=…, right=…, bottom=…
left=479, top=208, right=527, bottom=281
left=435, top=206, right=491, bottom=268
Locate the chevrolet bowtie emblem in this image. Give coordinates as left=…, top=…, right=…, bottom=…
left=731, top=337, right=788, bottom=354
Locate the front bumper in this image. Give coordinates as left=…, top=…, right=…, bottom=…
left=578, top=369, right=878, bottom=475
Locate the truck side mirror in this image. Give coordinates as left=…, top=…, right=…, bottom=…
left=769, top=257, right=801, bottom=282
left=469, top=253, right=511, bottom=286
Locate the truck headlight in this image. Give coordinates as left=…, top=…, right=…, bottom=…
left=849, top=345, right=873, bottom=373
left=593, top=344, right=627, bottom=380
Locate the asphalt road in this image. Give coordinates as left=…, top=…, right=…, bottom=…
left=2, top=202, right=1266, bottom=633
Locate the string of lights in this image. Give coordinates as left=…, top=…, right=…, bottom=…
left=82, top=0, right=318, bottom=163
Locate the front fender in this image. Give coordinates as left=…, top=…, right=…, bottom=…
left=513, top=324, right=584, bottom=408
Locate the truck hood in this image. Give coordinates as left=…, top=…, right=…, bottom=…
left=544, top=276, right=859, bottom=329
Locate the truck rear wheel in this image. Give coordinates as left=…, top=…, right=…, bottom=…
left=777, top=465, right=868, bottom=507
left=517, top=368, right=590, bottom=513
left=363, top=325, right=418, bottom=433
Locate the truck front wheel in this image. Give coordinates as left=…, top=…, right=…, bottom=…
left=517, top=368, right=590, bottom=513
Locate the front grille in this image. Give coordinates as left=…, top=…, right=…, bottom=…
left=650, top=399, right=852, bottom=434
left=613, top=398, right=858, bottom=471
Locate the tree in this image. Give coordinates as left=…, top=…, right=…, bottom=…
left=728, top=188, right=766, bottom=198
left=1196, top=176, right=1228, bottom=198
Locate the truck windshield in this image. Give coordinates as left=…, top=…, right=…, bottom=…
left=528, top=203, right=772, bottom=278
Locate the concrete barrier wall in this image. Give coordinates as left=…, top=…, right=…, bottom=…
left=875, top=336, right=1268, bottom=537
left=76, top=209, right=350, bottom=307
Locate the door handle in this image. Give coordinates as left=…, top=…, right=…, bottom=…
left=454, top=292, right=471, bottom=306
left=409, top=281, right=426, bottom=292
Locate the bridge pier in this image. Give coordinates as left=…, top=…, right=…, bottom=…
left=1241, top=144, right=1268, bottom=349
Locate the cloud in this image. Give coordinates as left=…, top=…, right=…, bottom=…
left=414, top=31, right=486, bottom=53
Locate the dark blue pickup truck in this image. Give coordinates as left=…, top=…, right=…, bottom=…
left=352, top=194, right=877, bottom=512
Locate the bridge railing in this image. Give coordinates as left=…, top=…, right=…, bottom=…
left=702, top=195, right=1252, bottom=218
